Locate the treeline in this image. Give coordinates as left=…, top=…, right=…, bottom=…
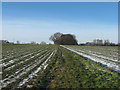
left=0, top=40, right=14, bottom=44
left=79, top=43, right=119, bottom=46
left=1, top=32, right=119, bottom=46
left=0, top=40, right=47, bottom=45
left=49, top=32, right=119, bottom=46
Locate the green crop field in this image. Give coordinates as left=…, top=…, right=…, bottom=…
left=1, top=44, right=120, bottom=89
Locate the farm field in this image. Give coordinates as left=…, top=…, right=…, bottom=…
left=1, top=44, right=57, bottom=89
left=1, top=44, right=120, bottom=89
left=62, top=45, right=120, bottom=72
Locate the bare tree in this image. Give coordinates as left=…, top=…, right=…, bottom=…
left=49, top=32, right=63, bottom=42
left=30, top=41, right=36, bottom=44
left=16, top=41, right=20, bottom=44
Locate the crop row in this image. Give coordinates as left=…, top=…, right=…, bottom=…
left=2, top=45, right=49, bottom=63
left=46, top=46, right=119, bottom=88
left=2, top=44, right=57, bottom=89
left=64, top=46, right=118, bottom=60
left=62, top=45, right=119, bottom=72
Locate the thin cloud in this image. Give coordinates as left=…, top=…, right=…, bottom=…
left=3, top=19, right=118, bottom=43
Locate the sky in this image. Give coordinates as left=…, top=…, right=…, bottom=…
left=0, top=2, right=2, bottom=42
left=2, top=2, right=118, bottom=44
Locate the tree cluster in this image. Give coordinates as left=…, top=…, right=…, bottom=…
left=49, top=32, right=78, bottom=45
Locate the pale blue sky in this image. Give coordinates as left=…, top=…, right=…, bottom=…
left=2, top=2, right=118, bottom=44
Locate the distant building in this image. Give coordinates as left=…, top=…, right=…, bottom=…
left=82, top=39, right=116, bottom=46
left=93, top=39, right=97, bottom=44
left=104, top=40, right=110, bottom=45
left=86, top=42, right=93, bottom=45
left=93, top=39, right=103, bottom=45
left=16, top=41, right=20, bottom=44
left=40, top=41, right=46, bottom=45
left=97, top=39, right=103, bottom=45
left=30, top=41, right=36, bottom=44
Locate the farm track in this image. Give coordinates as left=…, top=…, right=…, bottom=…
left=46, top=46, right=119, bottom=88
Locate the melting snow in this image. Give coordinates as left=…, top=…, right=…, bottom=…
left=61, top=45, right=120, bottom=73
